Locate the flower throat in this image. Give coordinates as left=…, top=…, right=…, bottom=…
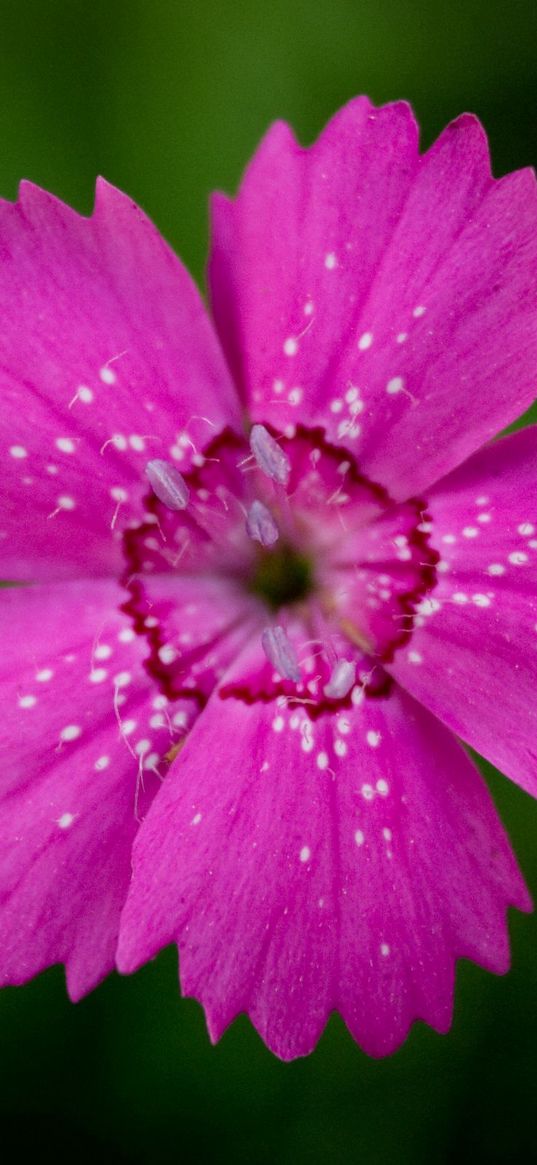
left=248, top=543, right=313, bottom=610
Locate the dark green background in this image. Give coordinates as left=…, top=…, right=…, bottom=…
left=1, top=2, right=536, bottom=1161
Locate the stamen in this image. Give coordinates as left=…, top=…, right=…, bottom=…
left=261, top=625, right=301, bottom=682
left=246, top=499, right=279, bottom=547
left=323, top=658, right=356, bottom=699
left=145, top=460, right=190, bottom=511
left=250, top=425, right=291, bottom=487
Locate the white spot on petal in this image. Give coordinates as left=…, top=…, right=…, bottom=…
left=55, top=437, right=76, bottom=454
left=366, top=730, right=381, bottom=748
left=60, top=724, right=81, bottom=742
left=100, top=366, right=117, bottom=385
left=94, top=644, right=112, bottom=660
left=57, top=812, right=75, bottom=829
left=158, top=645, right=178, bottom=664
left=118, top=627, right=135, bottom=643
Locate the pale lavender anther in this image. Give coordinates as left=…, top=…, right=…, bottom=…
left=246, top=499, right=279, bottom=547
left=250, top=424, right=291, bottom=487
left=145, top=459, right=190, bottom=511
left=261, top=625, right=301, bottom=683
left=323, top=658, right=356, bottom=699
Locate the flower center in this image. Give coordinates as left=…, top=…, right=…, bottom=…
left=248, top=543, right=313, bottom=610
left=121, top=423, right=438, bottom=712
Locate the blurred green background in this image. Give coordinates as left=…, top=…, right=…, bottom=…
left=1, top=1, right=537, bottom=1161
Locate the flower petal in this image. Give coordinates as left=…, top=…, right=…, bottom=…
left=209, top=98, right=537, bottom=499
left=117, top=668, right=527, bottom=1060
left=388, top=426, right=537, bottom=798
left=0, top=180, right=239, bottom=582
left=123, top=572, right=262, bottom=703
left=0, top=579, right=196, bottom=998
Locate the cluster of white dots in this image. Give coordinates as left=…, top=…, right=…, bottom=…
left=14, top=621, right=195, bottom=832
left=6, top=358, right=212, bottom=539
left=271, top=286, right=427, bottom=453
left=272, top=379, right=304, bottom=409
left=329, top=384, right=364, bottom=442
left=5, top=362, right=163, bottom=531
left=433, top=496, right=536, bottom=611
left=8, top=362, right=122, bottom=465
left=268, top=695, right=396, bottom=882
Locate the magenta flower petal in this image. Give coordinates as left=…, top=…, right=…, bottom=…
left=209, top=97, right=537, bottom=498
left=117, top=676, right=528, bottom=1060
left=1, top=179, right=239, bottom=582
left=0, top=580, right=196, bottom=998
left=2, top=97, right=536, bottom=1059
left=388, top=425, right=537, bottom=796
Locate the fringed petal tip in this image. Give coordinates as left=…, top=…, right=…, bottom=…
left=116, top=679, right=530, bottom=1062
left=208, top=95, right=537, bottom=498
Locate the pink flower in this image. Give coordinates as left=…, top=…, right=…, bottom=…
left=2, top=97, right=537, bottom=1061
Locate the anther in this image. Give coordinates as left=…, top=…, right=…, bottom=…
left=261, top=625, right=301, bottom=683
left=323, top=658, right=356, bottom=699
left=145, top=460, right=190, bottom=511
left=246, top=500, right=279, bottom=547
left=250, top=425, right=291, bottom=487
